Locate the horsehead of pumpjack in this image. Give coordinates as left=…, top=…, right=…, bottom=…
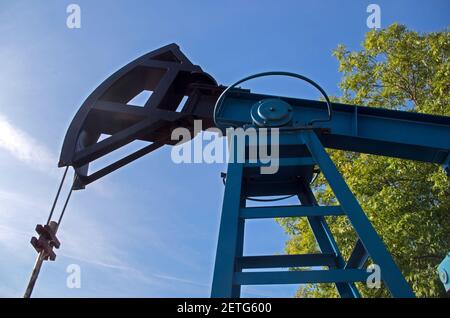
left=59, top=43, right=229, bottom=190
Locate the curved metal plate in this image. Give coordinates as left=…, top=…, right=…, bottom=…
left=59, top=43, right=217, bottom=189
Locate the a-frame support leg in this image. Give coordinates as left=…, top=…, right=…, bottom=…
left=211, top=162, right=245, bottom=298
left=300, top=130, right=414, bottom=297
left=297, top=181, right=360, bottom=298
left=232, top=216, right=245, bottom=297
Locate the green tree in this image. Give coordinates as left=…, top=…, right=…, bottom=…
left=278, top=24, right=450, bottom=297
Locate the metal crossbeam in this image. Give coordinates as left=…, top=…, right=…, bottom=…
left=244, top=157, right=315, bottom=168
left=234, top=269, right=370, bottom=285
left=236, top=254, right=338, bottom=269
left=239, top=205, right=344, bottom=219
left=218, top=95, right=450, bottom=165
left=345, top=239, right=370, bottom=269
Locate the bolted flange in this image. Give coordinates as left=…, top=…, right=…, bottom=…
left=251, top=98, right=293, bottom=127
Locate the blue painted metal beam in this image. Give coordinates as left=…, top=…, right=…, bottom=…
left=301, top=130, right=415, bottom=297
left=236, top=254, right=338, bottom=269
left=239, top=205, right=344, bottom=219
left=217, top=94, right=450, bottom=165
left=297, top=183, right=361, bottom=298
left=244, top=157, right=315, bottom=168
left=345, top=239, right=370, bottom=269
left=211, top=162, right=245, bottom=298
left=234, top=269, right=370, bottom=285
left=232, top=215, right=245, bottom=297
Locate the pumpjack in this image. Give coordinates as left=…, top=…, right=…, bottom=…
left=25, top=44, right=450, bottom=298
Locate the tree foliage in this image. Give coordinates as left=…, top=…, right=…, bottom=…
left=278, top=24, right=450, bottom=297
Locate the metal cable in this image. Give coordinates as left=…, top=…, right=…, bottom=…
left=56, top=183, right=74, bottom=226
left=46, top=166, right=69, bottom=225
left=246, top=195, right=296, bottom=202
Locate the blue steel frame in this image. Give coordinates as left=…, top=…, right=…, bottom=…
left=217, top=94, right=450, bottom=168
left=211, top=129, right=415, bottom=298
left=52, top=46, right=449, bottom=298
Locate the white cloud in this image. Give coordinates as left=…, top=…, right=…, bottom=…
left=0, top=114, right=56, bottom=173
left=0, top=115, right=211, bottom=296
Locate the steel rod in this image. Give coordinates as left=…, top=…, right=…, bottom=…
left=46, top=166, right=69, bottom=225
left=23, top=251, right=46, bottom=298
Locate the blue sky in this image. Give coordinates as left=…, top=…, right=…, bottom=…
left=0, top=0, right=448, bottom=297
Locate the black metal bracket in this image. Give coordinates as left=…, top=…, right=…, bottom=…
left=59, top=43, right=225, bottom=189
